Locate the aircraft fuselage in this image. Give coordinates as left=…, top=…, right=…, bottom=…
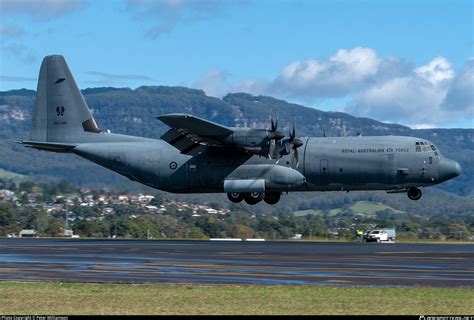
left=22, top=55, right=461, bottom=205
left=73, top=134, right=460, bottom=195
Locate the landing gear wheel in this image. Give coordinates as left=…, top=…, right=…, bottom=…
left=407, top=187, right=422, bottom=200
left=227, top=192, right=244, bottom=203
left=243, top=192, right=264, bottom=205
left=264, top=192, right=281, bottom=205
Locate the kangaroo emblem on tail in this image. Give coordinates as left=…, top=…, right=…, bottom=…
left=56, top=106, right=65, bottom=116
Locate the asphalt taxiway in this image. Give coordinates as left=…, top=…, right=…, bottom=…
left=0, top=239, right=473, bottom=287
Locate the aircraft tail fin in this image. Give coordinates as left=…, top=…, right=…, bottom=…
left=30, top=55, right=101, bottom=143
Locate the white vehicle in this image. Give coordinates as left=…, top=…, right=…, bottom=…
left=364, top=229, right=396, bottom=242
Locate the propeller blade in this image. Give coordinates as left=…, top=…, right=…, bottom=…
left=289, top=148, right=299, bottom=168
left=280, top=140, right=291, bottom=156
left=268, top=139, right=276, bottom=159
left=271, top=117, right=277, bottom=132
left=290, top=122, right=295, bottom=140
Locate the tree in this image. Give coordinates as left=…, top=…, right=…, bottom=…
left=74, top=220, right=110, bottom=238
left=34, top=209, right=49, bottom=234
left=58, top=180, right=76, bottom=194
left=445, top=223, right=470, bottom=241
left=18, top=181, right=34, bottom=193
left=45, top=218, right=64, bottom=237
left=188, top=227, right=207, bottom=239
left=231, top=224, right=256, bottom=239
left=0, top=203, right=19, bottom=236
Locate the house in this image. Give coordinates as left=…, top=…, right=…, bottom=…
left=19, top=229, right=37, bottom=238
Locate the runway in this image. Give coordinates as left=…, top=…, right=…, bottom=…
left=0, top=239, right=473, bottom=287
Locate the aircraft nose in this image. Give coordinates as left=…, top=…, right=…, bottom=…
left=438, top=158, right=462, bottom=181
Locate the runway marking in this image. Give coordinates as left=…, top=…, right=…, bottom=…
left=376, top=251, right=424, bottom=254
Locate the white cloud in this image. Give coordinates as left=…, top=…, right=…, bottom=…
left=349, top=75, right=447, bottom=128
left=1, top=43, right=36, bottom=64
left=441, top=58, right=474, bottom=113
left=330, top=47, right=380, bottom=79
left=349, top=57, right=473, bottom=128
left=0, top=23, right=24, bottom=37
left=414, top=56, right=454, bottom=86
left=194, top=69, right=266, bottom=98
left=0, top=0, right=88, bottom=21
left=194, top=48, right=473, bottom=128
left=193, top=69, right=228, bottom=97
left=85, top=71, right=154, bottom=85
left=127, top=0, right=246, bottom=39
left=271, top=47, right=381, bottom=98
left=0, top=75, right=36, bottom=82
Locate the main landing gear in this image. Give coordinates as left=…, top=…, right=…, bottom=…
left=407, top=187, right=422, bottom=200
left=227, top=192, right=281, bottom=205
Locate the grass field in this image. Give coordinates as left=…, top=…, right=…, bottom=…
left=0, top=168, right=25, bottom=181
left=294, top=201, right=404, bottom=218
left=350, top=201, right=404, bottom=216
left=0, top=282, right=472, bottom=315
left=293, top=209, right=322, bottom=216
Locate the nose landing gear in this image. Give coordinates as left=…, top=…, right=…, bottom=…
left=407, top=187, right=422, bottom=200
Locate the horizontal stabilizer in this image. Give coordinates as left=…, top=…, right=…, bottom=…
left=16, top=140, right=76, bottom=153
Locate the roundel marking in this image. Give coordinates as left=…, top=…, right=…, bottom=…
left=169, top=161, right=178, bottom=170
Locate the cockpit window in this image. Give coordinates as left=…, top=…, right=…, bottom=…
left=416, top=141, right=436, bottom=153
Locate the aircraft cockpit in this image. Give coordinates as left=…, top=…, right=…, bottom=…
left=415, top=141, right=440, bottom=157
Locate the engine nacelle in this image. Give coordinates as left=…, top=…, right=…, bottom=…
left=222, top=128, right=270, bottom=155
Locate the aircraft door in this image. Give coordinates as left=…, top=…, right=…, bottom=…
left=385, top=153, right=396, bottom=184
left=423, top=155, right=436, bottom=181
left=186, top=162, right=200, bottom=189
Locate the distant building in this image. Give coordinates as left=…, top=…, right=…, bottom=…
left=0, top=189, right=15, bottom=200
left=19, top=229, right=37, bottom=238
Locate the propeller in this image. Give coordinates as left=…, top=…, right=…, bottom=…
left=279, top=121, right=303, bottom=168
left=267, top=117, right=284, bottom=159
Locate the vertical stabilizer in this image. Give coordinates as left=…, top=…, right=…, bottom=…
left=30, top=55, right=100, bottom=143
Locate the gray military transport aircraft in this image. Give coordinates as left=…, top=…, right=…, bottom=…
left=18, top=55, right=462, bottom=205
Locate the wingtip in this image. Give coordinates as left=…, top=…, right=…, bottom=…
left=156, top=113, right=193, bottom=122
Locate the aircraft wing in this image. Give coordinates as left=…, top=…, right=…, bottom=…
left=157, top=113, right=233, bottom=155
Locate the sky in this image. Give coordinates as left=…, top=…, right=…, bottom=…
left=0, top=0, right=472, bottom=129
